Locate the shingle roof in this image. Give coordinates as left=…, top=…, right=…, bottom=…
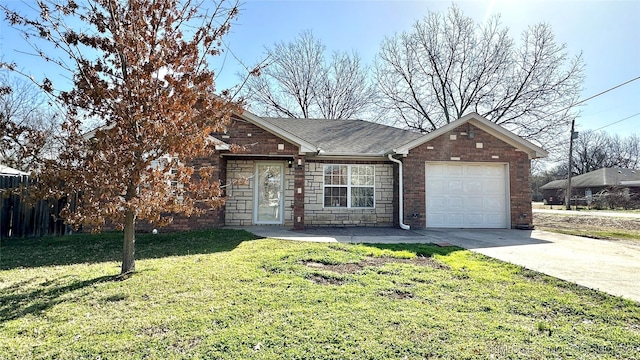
left=260, top=118, right=422, bottom=155
left=540, top=168, right=640, bottom=190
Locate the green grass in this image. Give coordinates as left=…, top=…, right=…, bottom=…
left=1, top=230, right=639, bottom=359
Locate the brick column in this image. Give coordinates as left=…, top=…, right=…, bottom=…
left=293, top=156, right=305, bottom=230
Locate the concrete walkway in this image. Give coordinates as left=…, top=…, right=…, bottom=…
left=241, top=226, right=640, bottom=303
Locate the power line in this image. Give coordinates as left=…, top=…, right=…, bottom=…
left=592, top=112, right=640, bottom=131
left=519, top=76, right=640, bottom=126
left=571, top=76, right=640, bottom=110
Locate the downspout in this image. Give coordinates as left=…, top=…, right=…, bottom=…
left=387, top=153, right=410, bottom=230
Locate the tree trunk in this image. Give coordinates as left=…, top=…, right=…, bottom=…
left=121, top=208, right=136, bottom=274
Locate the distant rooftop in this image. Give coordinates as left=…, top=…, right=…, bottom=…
left=0, top=163, right=29, bottom=176
left=540, top=168, right=640, bottom=190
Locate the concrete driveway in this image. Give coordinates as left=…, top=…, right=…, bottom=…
left=418, top=228, right=640, bottom=303
left=241, top=226, right=640, bottom=303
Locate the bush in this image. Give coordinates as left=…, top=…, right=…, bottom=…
left=592, top=187, right=640, bottom=210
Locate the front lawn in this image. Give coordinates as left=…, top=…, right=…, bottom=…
left=1, top=230, right=639, bottom=359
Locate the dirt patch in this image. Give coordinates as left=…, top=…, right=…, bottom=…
left=377, top=288, right=414, bottom=299
left=533, top=213, right=640, bottom=240
left=307, top=273, right=345, bottom=286
left=302, top=255, right=449, bottom=275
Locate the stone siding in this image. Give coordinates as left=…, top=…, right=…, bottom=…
left=225, top=159, right=295, bottom=226
left=304, top=161, right=395, bottom=226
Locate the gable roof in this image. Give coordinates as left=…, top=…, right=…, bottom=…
left=236, top=110, right=547, bottom=158
left=235, top=111, right=421, bottom=156
left=541, top=168, right=640, bottom=190
left=394, top=113, right=548, bottom=159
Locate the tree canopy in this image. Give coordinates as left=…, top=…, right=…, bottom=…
left=2, top=0, right=241, bottom=275
left=375, top=5, right=584, bottom=149
left=244, top=30, right=375, bottom=119
left=0, top=72, right=60, bottom=171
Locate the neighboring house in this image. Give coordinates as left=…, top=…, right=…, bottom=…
left=0, top=164, right=30, bottom=176
left=165, top=111, right=547, bottom=231
left=540, top=168, right=640, bottom=205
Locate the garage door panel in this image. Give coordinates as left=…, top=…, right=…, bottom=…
left=445, top=212, right=464, bottom=226
left=427, top=180, right=447, bottom=193
left=425, top=162, right=508, bottom=228
left=466, top=179, right=483, bottom=192
left=465, top=214, right=484, bottom=226
left=446, top=164, right=464, bottom=175
left=447, top=180, right=463, bottom=192
left=426, top=196, right=446, bottom=209
left=447, top=196, right=465, bottom=210
left=466, top=197, right=483, bottom=208
left=485, top=214, right=506, bottom=227
left=484, top=166, right=505, bottom=177
left=466, top=165, right=484, bottom=176
left=485, top=197, right=505, bottom=208
left=484, top=180, right=504, bottom=194
left=426, top=213, right=446, bottom=227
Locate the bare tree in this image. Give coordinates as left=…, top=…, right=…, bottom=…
left=2, top=0, right=240, bottom=276
left=572, top=130, right=612, bottom=174
left=0, top=72, right=60, bottom=171
left=244, top=30, right=374, bottom=119
left=375, top=5, right=584, bottom=149
left=571, top=130, right=640, bottom=175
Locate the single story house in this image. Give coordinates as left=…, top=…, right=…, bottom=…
left=540, top=168, right=640, bottom=205
left=165, top=111, right=547, bottom=231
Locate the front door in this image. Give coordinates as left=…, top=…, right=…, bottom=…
left=254, top=163, right=284, bottom=224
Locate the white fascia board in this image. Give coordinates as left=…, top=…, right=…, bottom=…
left=237, top=110, right=318, bottom=154
left=394, top=112, right=548, bottom=159
left=0, top=164, right=30, bottom=176
left=206, top=135, right=230, bottom=151
left=82, top=122, right=116, bottom=140
left=307, top=154, right=390, bottom=161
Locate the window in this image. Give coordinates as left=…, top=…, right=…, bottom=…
left=324, top=165, right=374, bottom=208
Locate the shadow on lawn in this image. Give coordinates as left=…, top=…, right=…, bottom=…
left=0, top=274, right=117, bottom=322
left=0, top=229, right=260, bottom=270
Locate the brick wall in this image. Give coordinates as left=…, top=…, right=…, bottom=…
left=153, top=116, right=302, bottom=231
left=304, top=161, right=395, bottom=227
left=136, top=152, right=227, bottom=233
left=221, top=116, right=300, bottom=155
left=403, top=123, right=532, bottom=229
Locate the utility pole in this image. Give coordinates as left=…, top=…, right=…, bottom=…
left=565, top=119, right=577, bottom=210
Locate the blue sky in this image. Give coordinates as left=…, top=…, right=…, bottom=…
left=1, top=0, right=639, bottom=137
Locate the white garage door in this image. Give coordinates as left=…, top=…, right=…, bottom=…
left=425, top=162, right=509, bottom=228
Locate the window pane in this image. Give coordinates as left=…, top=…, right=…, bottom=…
left=324, top=165, right=347, bottom=185
left=338, top=165, right=347, bottom=185
left=324, top=187, right=347, bottom=207
left=351, top=187, right=374, bottom=208
left=351, top=165, right=374, bottom=186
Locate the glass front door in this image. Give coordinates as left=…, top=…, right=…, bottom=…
left=254, top=163, right=284, bottom=224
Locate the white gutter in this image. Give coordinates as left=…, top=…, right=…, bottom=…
left=387, top=154, right=410, bottom=230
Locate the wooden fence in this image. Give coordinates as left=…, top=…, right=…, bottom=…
left=0, top=175, right=69, bottom=239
